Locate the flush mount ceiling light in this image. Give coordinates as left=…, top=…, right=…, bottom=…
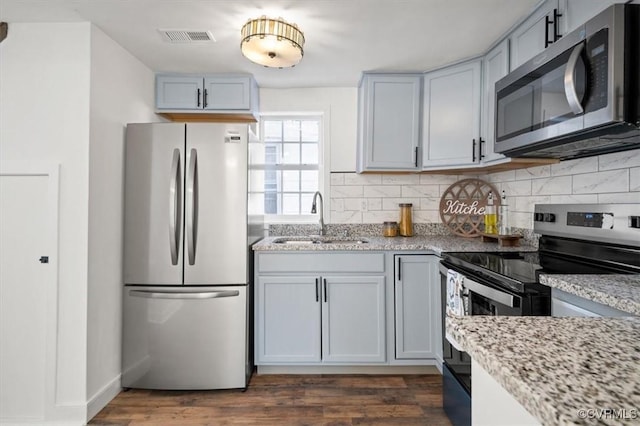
left=240, top=16, right=305, bottom=68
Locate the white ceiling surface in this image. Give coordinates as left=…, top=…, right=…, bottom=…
left=0, top=0, right=540, bottom=88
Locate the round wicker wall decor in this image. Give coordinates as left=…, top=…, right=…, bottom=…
left=439, top=178, right=500, bottom=237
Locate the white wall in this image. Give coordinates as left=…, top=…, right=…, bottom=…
left=86, top=24, right=157, bottom=417
left=0, top=22, right=91, bottom=420
left=328, top=150, right=640, bottom=227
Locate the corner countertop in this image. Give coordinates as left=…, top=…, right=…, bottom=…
left=539, top=274, right=640, bottom=316
left=252, top=235, right=536, bottom=255
left=446, top=314, right=640, bottom=426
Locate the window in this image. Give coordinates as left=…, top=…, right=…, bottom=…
left=249, top=116, right=323, bottom=220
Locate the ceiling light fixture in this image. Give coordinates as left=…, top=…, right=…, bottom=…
left=240, top=16, right=305, bottom=68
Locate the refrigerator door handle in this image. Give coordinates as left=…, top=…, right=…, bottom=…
left=186, top=148, right=198, bottom=265
left=129, top=289, right=240, bottom=299
left=169, top=149, right=182, bottom=265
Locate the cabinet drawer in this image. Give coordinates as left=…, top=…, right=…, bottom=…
left=257, top=252, right=385, bottom=274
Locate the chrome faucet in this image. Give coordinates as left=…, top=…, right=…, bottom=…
left=311, top=191, right=326, bottom=236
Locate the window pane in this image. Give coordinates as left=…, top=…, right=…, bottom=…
left=264, top=169, right=280, bottom=192
left=249, top=170, right=266, bottom=192
left=282, top=170, right=300, bottom=192
left=248, top=142, right=265, bottom=164
left=264, top=192, right=279, bottom=214
left=301, top=170, right=318, bottom=192
left=264, top=144, right=280, bottom=165
left=282, top=143, right=300, bottom=164
left=282, top=194, right=300, bottom=214
left=263, top=121, right=282, bottom=142
left=301, top=120, right=319, bottom=142
left=283, top=120, right=301, bottom=142
left=301, top=144, right=318, bottom=165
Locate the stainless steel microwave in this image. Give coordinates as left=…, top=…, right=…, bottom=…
left=494, top=4, right=640, bottom=160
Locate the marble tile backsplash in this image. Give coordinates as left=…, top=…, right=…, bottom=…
left=328, top=148, right=640, bottom=230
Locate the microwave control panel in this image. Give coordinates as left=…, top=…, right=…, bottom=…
left=567, top=211, right=614, bottom=229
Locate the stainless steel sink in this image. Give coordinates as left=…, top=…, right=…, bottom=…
left=272, top=237, right=368, bottom=245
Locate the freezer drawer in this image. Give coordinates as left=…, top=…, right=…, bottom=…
left=122, top=285, right=250, bottom=390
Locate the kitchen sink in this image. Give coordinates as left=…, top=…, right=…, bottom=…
left=272, top=237, right=368, bottom=245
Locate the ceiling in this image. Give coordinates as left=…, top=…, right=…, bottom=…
left=0, top=0, right=540, bottom=88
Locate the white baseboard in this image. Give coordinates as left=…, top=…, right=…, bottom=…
left=256, top=365, right=441, bottom=375
left=86, top=375, right=121, bottom=422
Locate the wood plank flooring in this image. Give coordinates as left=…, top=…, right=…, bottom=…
left=90, top=374, right=452, bottom=425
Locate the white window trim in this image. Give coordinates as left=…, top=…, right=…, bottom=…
left=256, top=111, right=330, bottom=225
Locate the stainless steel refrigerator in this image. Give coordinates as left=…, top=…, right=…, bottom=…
left=121, top=122, right=261, bottom=390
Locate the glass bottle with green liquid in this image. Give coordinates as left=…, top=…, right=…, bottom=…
left=484, top=191, right=497, bottom=234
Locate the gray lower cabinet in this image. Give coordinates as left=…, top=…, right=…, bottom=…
left=257, top=276, right=321, bottom=363
left=322, top=276, right=386, bottom=363
left=255, top=252, right=387, bottom=365
left=394, top=255, right=439, bottom=359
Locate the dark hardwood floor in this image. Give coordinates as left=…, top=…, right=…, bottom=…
left=90, top=374, right=452, bottom=425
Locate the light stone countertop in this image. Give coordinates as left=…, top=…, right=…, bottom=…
left=446, top=314, right=640, bottom=426
left=540, top=274, right=640, bottom=316
left=252, top=235, right=537, bottom=255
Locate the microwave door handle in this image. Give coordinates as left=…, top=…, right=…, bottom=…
left=564, top=43, right=585, bottom=115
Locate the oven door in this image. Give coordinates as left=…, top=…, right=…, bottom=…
left=464, top=276, right=523, bottom=316
left=439, top=262, right=525, bottom=426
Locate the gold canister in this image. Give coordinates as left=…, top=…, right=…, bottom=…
left=383, top=221, right=398, bottom=237
left=398, top=203, right=413, bottom=237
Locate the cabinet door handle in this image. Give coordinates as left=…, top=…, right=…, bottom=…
left=203, top=89, right=208, bottom=108
left=553, top=9, right=562, bottom=42
left=397, top=257, right=402, bottom=281
left=323, top=278, right=327, bottom=303
left=414, top=147, right=419, bottom=168
left=196, top=88, right=201, bottom=107
left=479, top=137, right=485, bottom=160
left=472, top=139, right=476, bottom=162
left=545, top=14, right=553, bottom=48
left=315, top=278, right=319, bottom=302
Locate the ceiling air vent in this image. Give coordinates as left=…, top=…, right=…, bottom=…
left=158, top=29, right=216, bottom=43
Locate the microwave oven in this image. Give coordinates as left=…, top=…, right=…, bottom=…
left=494, top=4, right=639, bottom=160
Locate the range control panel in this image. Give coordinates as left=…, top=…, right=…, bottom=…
left=567, top=211, right=614, bottom=229
left=533, top=204, right=640, bottom=247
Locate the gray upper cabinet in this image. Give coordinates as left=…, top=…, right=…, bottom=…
left=357, top=74, right=422, bottom=172
left=480, top=39, right=510, bottom=164
left=509, top=0, right=559, bottom=70
left=559, top=0, right=621, bottom=34
left=422, top=60, right=481, bottom=169
left=156, top=75, right=203, bottom=110
left=156, top=73, right=258, bottom=113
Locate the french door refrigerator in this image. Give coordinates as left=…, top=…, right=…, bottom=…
left=122, top=122, right=259, bottom=390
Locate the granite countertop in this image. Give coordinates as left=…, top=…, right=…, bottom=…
left=446, top=314, right=640, bottom=426
left=252, top=235, right=537, bottom=255
left=540, top=274, right=640, bottom=316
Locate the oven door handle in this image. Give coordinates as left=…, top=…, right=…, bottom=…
left=464, top=278, right=517, bottom=308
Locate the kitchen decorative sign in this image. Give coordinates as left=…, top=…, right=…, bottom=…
left=439, top=178, right=500, bottom=237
